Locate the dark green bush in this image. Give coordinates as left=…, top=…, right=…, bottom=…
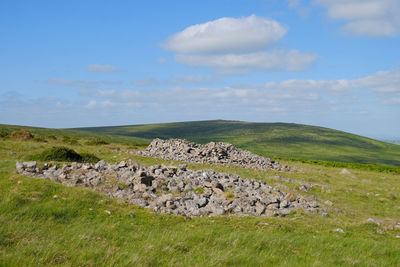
left=33, top=146, right=99, bottom=163
left=84, top=138, right=109, bottom=146
left=80, top=153, right=100, bottom=163
left=38, top=147, right=82, bottom=162
left=0, top=129, right=9, bottom=138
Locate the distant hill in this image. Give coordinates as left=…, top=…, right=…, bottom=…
left=72, top=120, right=400, bottom=166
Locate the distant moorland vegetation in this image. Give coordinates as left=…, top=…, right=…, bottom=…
left=72, top=120, right=400, bottom=167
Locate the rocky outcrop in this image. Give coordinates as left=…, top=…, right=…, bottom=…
left=136, top=139, right=290, bottom=171
left=16, top=160, right=322, bottom=217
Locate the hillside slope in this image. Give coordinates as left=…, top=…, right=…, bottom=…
left=72, top=120, right=400, bottom=166
left=1, top=124, right=400, bottom=266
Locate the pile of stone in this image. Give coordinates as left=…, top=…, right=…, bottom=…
left=16, top=160, right=321, bottom=217
left=136, top=139, right=290, bottom=171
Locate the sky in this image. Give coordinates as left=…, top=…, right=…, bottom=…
left=0, top=0, right=399, bottom=139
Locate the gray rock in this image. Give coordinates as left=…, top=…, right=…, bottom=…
left=16, top=158, right=321, bottom=217
left=23, top=161, right=37, bottom=170
left=16, top=162, right=24, bottom=173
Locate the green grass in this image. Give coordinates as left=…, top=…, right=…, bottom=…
left=71, top=120, right=400, bottom=166
left=1, top=125, right=400, bottom=266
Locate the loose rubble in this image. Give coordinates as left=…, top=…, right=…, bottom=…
left=16, top=160, right=322, bottom=217
left=136, top=138, right=290, bottom=171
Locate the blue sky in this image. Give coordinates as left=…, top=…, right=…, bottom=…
left=0, top=0, right=399, bottom=139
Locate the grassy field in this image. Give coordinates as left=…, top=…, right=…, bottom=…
left=72, top=120, right=400, bottom=167
left=1, top=125, right=400, bottom=266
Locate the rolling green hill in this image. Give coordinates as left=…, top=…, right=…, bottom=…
left=72, top=120, right=400, bottom=166
left=1, top=123, right=400, bottom=265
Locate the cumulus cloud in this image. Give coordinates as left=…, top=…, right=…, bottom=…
left=163, top=15, right=317, bottom=73
left=47, top=78, right=99, bottom=88
left=86, top=64, right=118, bottom=73
left=249, top=68, right=400, bottom=95
left=163, top=15, right=287, bottom=54
left=315, top=0, right=400, bottom=37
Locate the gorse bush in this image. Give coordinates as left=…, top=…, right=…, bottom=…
left=80, top=153, right=101, bottom=163
left=0, top=129, right=9, bottom=138
left=84, top=138, right=109, bottom=146
left=33, top=146, right=99, bottom=163
left=10, top=129, right=34, bottom=140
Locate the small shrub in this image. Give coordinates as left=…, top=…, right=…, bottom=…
left=62, top=136, right=79, bottom=145
left=84, top=138, right=109, bottom=146
left=33, top=146, right=99, bottom=163
left=80, top=153, right=100, bottom=163
left=33, top=136, right=47, bottom=143
left=36, top=147, right=83, bottom=162
left=10, top=129, right=34, bottom=140
left=0, top=129, right=9, bottom=138
left=46, top=135, right=57, bottom=140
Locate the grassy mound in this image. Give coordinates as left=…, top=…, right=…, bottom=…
left=10, top=129, right=34, bottom=140
left=33, top=146, right=99, bottom=163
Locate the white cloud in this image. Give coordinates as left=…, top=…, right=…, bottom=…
left=83, top=68, right=400, bottom=112
left=163, top=15, right=317, bottom=73
left=252, top=68, right=400, bottom=95
left=175, top=50, right=317, bottom=73
left=47, top=78, right=99, bottom=88
left=132, top=75, right=218, bottom=87
left=315, top=0, right=400, bottom=37
left=86, top=64, right=118, bottom=73
left=163, top=15, right=287, bottom=54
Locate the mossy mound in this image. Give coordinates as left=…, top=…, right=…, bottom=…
left=34, top=146, right=99, bottom=163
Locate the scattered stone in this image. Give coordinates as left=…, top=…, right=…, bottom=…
left=104, top=210, right=111, bottom=215
left=135, top=138, right=290, bottom=172
left=299, top=184, right=311, bottom=192
left=366, top=218, right=380, bottom=225
left=340, top=168, right=352, bottom=175
left=334, top=228, right=345, bottom=233
left=285, top=193, right=296, bottom=202
left=324, top=200, right=333, bottom=206
left=16, top=160, right=323, bottom=217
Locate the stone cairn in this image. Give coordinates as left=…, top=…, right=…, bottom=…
left=136, top=138, right=290, bottom=171
left=16, top=160, right=321, bottom=217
